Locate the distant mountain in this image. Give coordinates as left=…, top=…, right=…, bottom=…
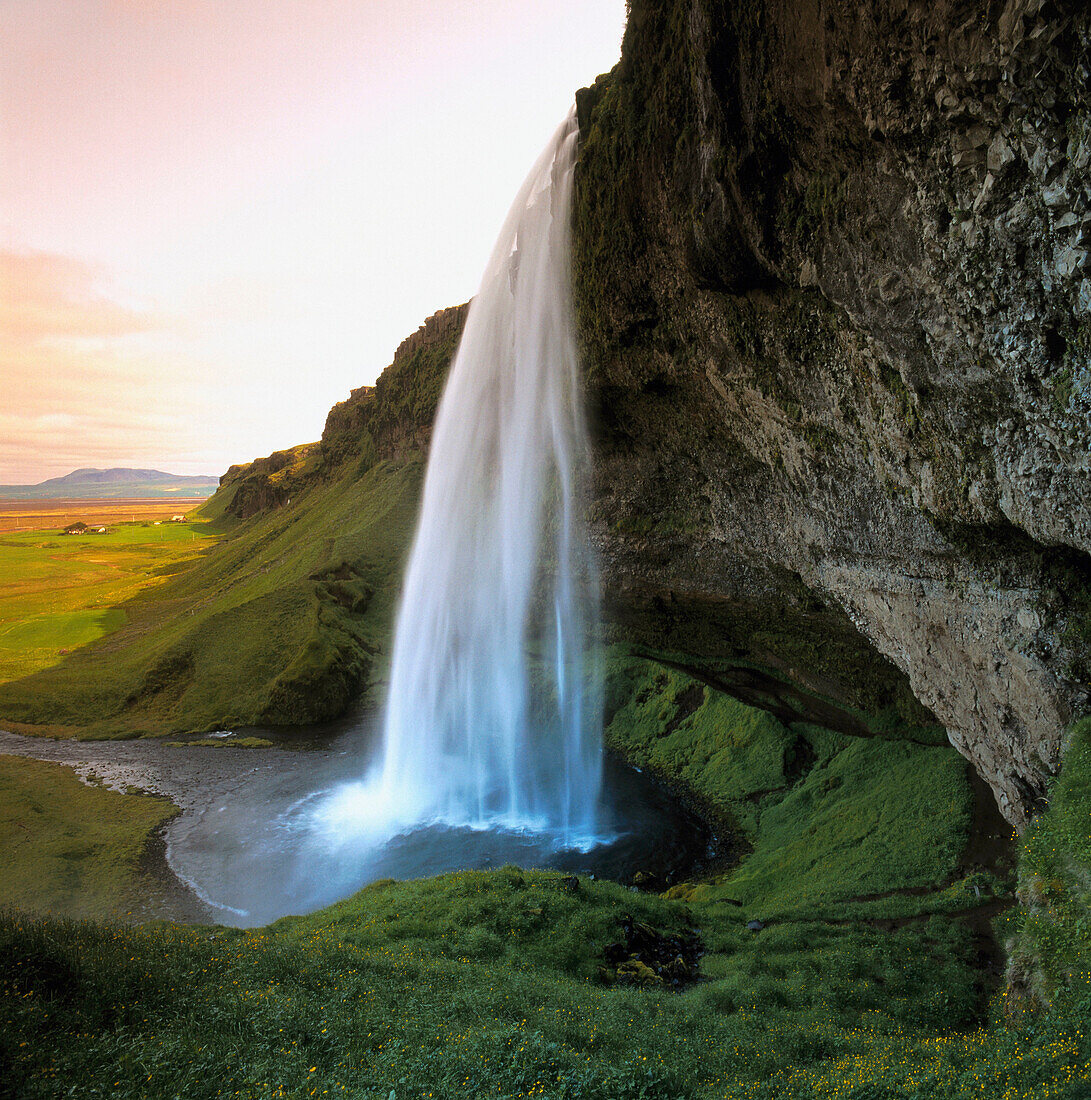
left=0, top=467, right=219, bottom=500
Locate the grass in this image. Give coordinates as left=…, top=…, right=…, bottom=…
left=0, top=655, right=1085, bottom=1097
left=2, top=870, right=1087, bottom=1099
left=689, top=729, right=973, bottom=918
left=1010, top=717, right=1091, bottom=1013
left=0, top=523, right=217, bottom=684
left=0, top=459, right=423, bottom=737
left=0, top=754, right=176, bottom=922
left=605, top=655, right=978, bottom=919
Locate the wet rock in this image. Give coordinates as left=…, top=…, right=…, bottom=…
left=1055, top=246, right=1089, bottom=279
left=1043, top=180, right=1071, bottom=208
left=600, top=915, right=703, bottom=989
left=632, top=869, right=664, bottom=891
left=987, top=133, right=1015, bottom=174
left=575, top=0, right=1091, bottom=830
left=747, top=920, right=765, bottom=933
left=661, top=955, right=693, bottom=983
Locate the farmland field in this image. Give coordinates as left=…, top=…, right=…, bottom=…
left=0, top=517, right=219, bottom=684
left=0, top=496, right=212, bottom=533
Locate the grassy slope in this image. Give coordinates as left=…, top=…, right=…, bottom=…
left=1010, top=717, right=1091, bottom=1013
left=0, top=459, right=422, bottom=738
left=604, top=654, right=986, bottom=922
left=3, top=866, right=1087, bottom=1100
left=0, top=523, right=215, bottom=684
left=6, top=651, right=1087, bottom=1097
left=0, top=755, right=177, bottom=922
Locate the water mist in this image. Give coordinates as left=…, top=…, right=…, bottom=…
left=368, top=108, right=602, bottom=845
left=157, top=113, right=701, bottom=926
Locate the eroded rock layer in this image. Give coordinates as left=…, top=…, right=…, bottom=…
left=574, top=0, right=1091, bottom=826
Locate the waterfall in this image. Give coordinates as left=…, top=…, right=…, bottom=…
left=372, top=108, right=602, bottom=844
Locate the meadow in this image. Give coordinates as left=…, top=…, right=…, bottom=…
left=3, top=863, right=1087, bottom=1100
left=0, top=754, right=178, bottom=922
left=0, top=498, right=213, bottom=534
left=4, top=644, right=1088, bottom=1097
left=0, top=459, right=422, bottom=738
left=0, top=520, right=218, bottom=686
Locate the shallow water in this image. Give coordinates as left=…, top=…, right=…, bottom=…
left=166, top=724, right=706, bottom=926
left=0, top=715, right=709, bottom=927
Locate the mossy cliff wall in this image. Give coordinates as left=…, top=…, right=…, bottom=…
left=320, top=303, right=470, bottom=468
left=573, top=0, right=1091, bottom=828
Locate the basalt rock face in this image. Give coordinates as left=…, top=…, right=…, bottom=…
left=220, top=444, right=318, bottom=519
left=320, top=303, right=469, bottom=467
left=574, top=0, right=1091, bottom=828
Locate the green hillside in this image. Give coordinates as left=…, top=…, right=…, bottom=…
left=0, top=458, right=422, bottom=738
left=0, top=309, right=468, bottom=740
left=3, top=724, right=1087, bottom=1099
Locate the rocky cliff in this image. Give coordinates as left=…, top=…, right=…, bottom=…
left=217, top=304, right=469, bottom=520
left=219, top=443, right=319, bottom=519
left=320, top=303, right=469, bottom=467
left=573, top=0, right=1091, bottom=828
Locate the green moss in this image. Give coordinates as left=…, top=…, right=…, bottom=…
left=606, top=655, right=974, bottom=918
left=279, top=867, right=692, bottom=983
left=777, top=170, right=851, bottom=250
left=1011, top=716, right=1091, bottom=1010
left=800, top=421, right=838, bottom=454
left=0, top=755, right=176, bottom=920
left=212, top=443, right=321, bottom=519
left=611, top=509, right=698, bottom=537
left=318, top=312, right=466, bottom=476
left=1051, top=365, right=1075, bottom=416
left=878, top=361, right=921, bottom=433
left=606, top=655, right=793, bottom=831
left=368, top=329, right=463, bottom=449
left=1041, top=550, right=1091, bottom=690
left=700, top=733, right=974, bottom=918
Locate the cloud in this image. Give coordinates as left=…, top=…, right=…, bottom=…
left=0, top=250, right=209, bottom=482
left=0, top=249, right=311, bottom=483
left=0, top=250, right=161, bottom=342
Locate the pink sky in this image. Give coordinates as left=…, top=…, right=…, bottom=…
left=1, top=0, right=626, bottom=483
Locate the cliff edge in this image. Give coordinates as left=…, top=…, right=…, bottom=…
left=574, top=0, right=1091, bottom=828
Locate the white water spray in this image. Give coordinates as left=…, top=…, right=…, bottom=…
left=360, top=109, right=602, bottom=844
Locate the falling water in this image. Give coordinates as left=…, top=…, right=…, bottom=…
left=350, top=109, right=598, bottom=844
left=130, top=111, right=703, bottom=926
